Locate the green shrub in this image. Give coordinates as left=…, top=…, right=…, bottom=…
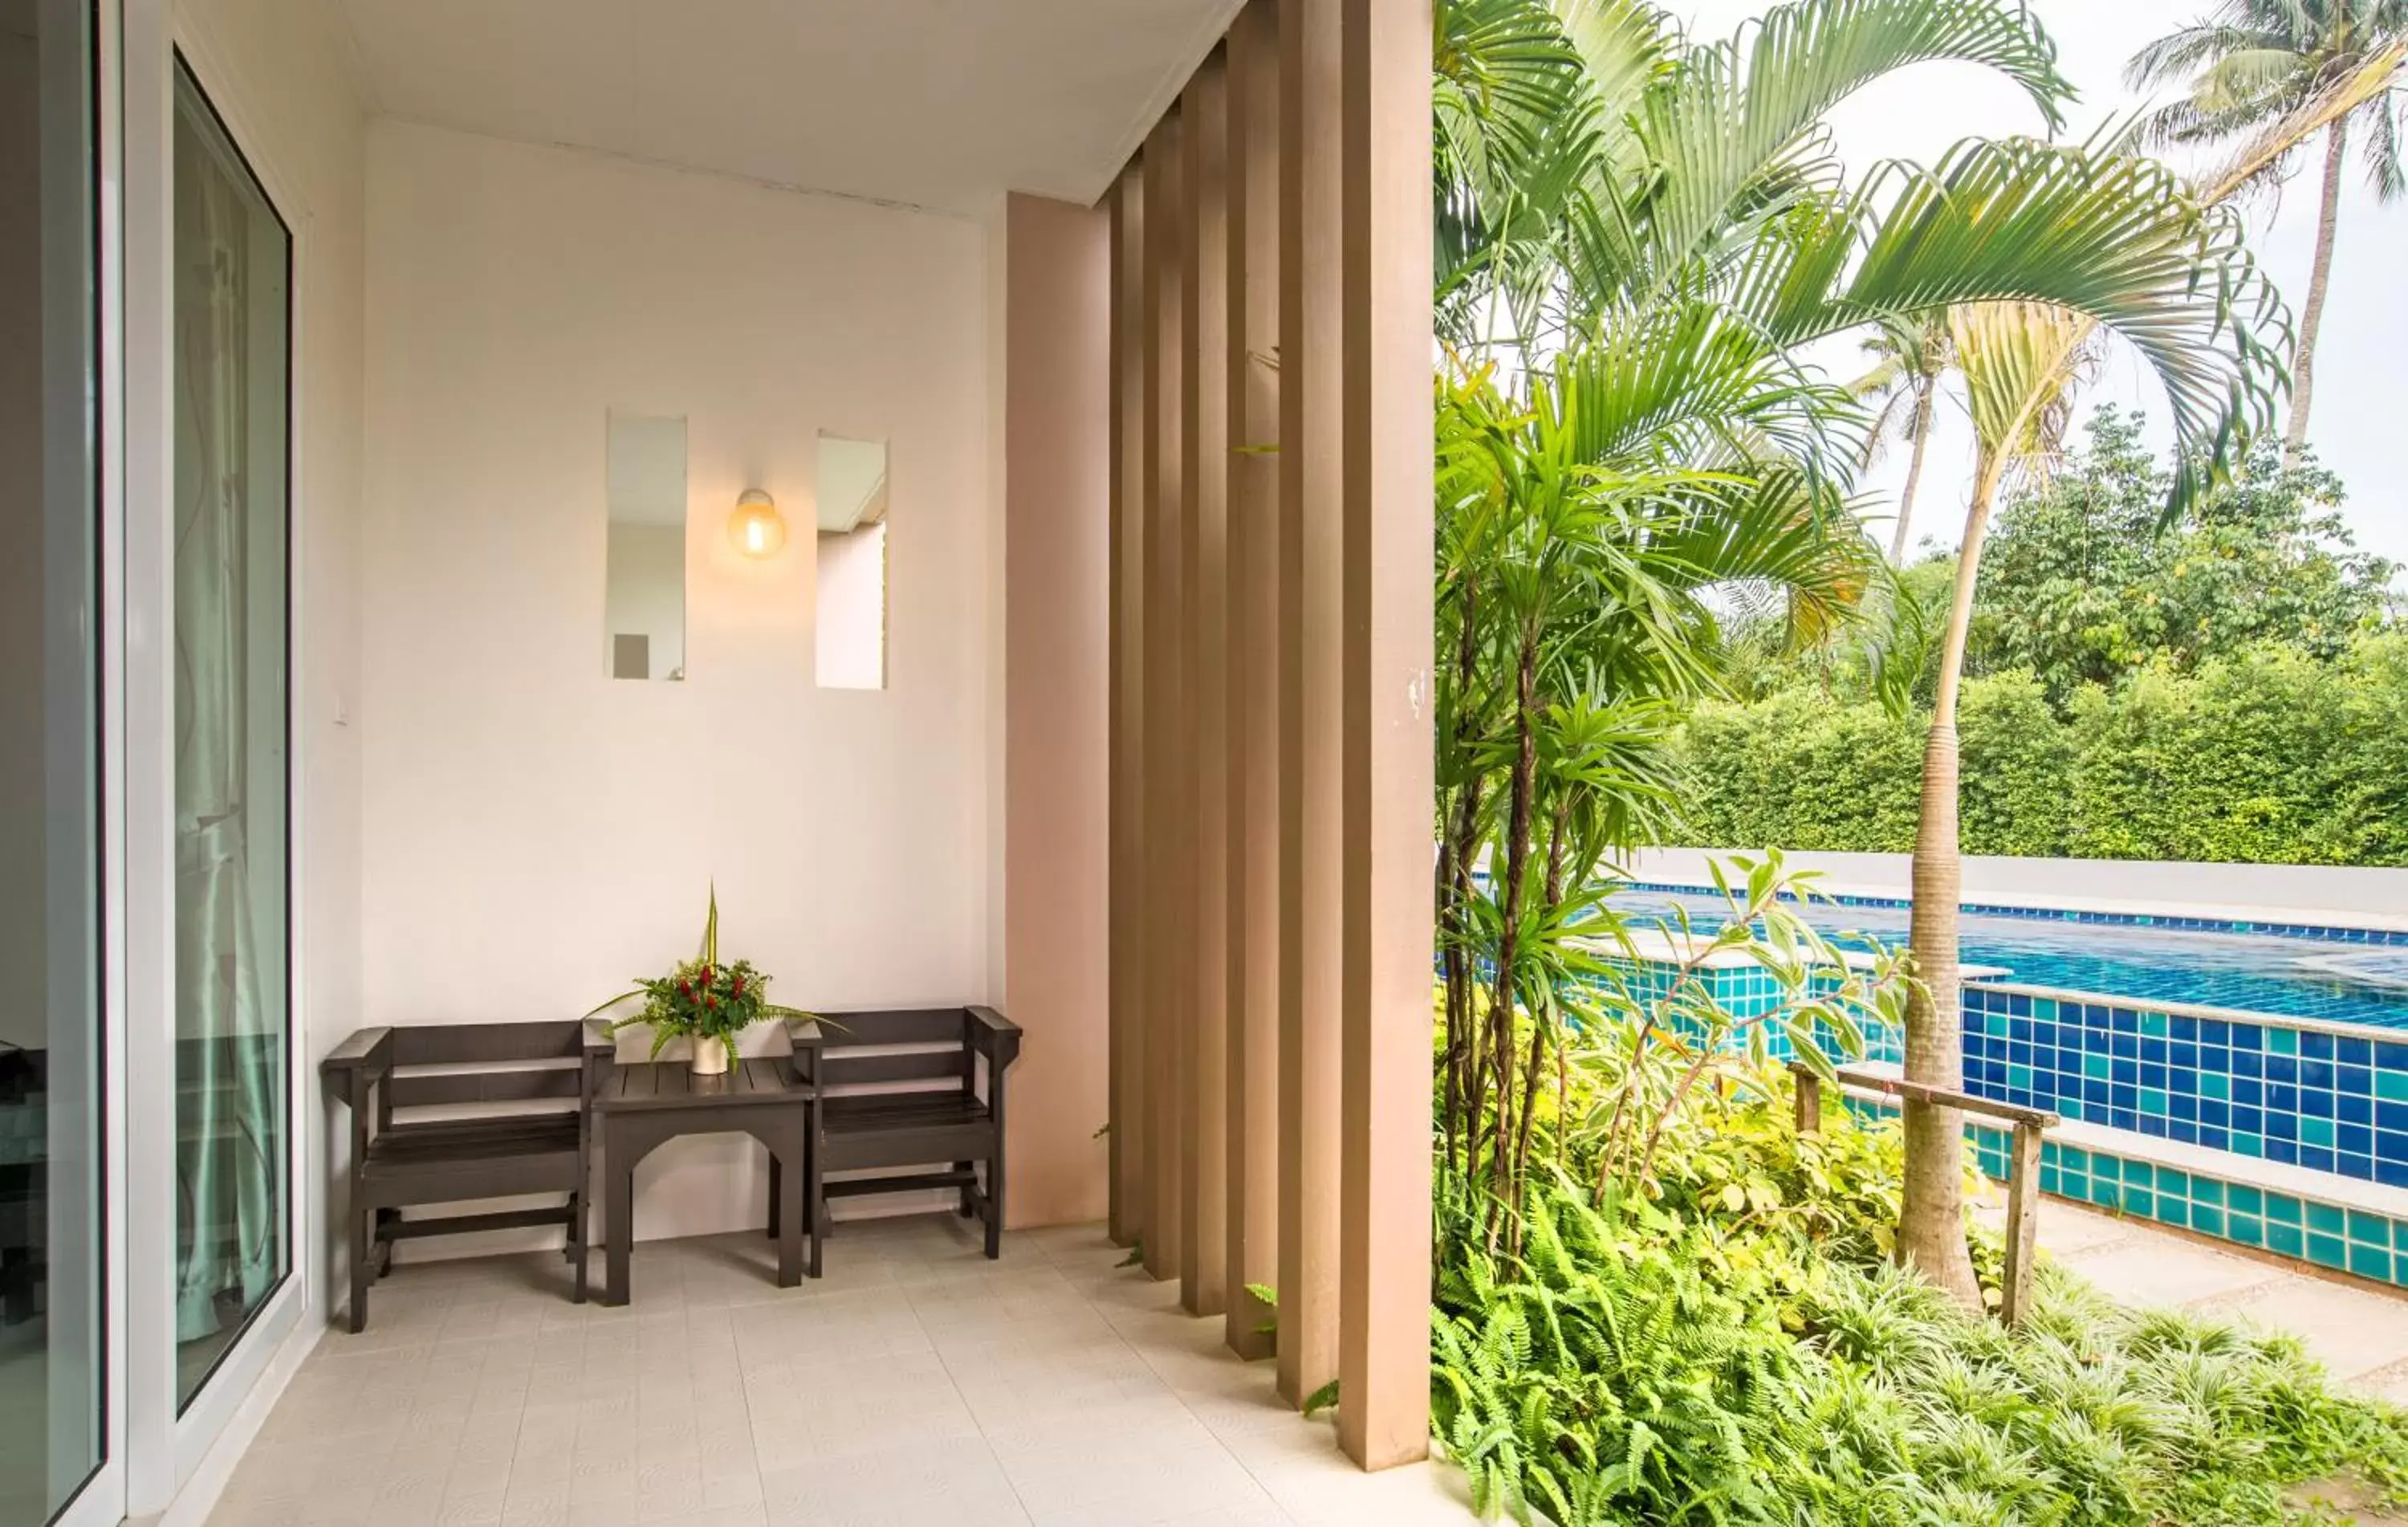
left=1434, top=1097, right=2408, bottom=1526
left=1673, top=634, right=2408, bottom=865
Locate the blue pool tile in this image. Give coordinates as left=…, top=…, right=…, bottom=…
left=2308, top=1234, right=2348, bottom=1270
left=2230, top=1213, right=2264, bottom=1248
left=2191, top=1204, right=2225, bottom=1237
left=2304, top=1030, right=2335, bottom=1061
left=2302, top=1117, right=2336, bottom=1149
left=2351, top=1210, right=2390, bottom=1248
left=2268, top=1221, right=2305, bottom=1257
left=2269, top=1028, right=2300, bottom=1057
left=2199, top=1073, right=2229, bottom=1100
left=2351, top=1242, right=2391, bottom=1281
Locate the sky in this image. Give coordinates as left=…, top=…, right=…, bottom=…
left=1680, top=0, right=2408, bottom=572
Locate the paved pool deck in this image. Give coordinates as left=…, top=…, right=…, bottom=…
left=1977, top=1194, right=2408, bottom=1403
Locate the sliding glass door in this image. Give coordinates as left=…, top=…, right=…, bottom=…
left=168, top=55, right=289, bottom=1414
left=0, top=0, right=104, bottom=1522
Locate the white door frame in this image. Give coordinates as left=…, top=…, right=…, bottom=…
left=117, top=0, right=313, bottom=1514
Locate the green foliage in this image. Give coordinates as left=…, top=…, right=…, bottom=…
left=1434, top=1102, right=2408, bottom=1525
left=1677, top=633, right=2408, bottom=865
left=1967, top=408, right=2395, bottom=701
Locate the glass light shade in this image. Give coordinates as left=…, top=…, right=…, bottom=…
left=729, top=488, right=787, bottom=558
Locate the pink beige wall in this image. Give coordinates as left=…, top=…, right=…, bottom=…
left=1000, top=193, right=1112, bottom=1226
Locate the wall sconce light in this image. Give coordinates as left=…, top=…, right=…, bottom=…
left=728, top=488, right=787, bottom=558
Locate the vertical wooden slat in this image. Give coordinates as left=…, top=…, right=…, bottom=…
left=1224, top=0, right=1282, bottom=1363
left=1278, top=0, right=1344, bottom=1409
left=1108, top=166, right=1147, bottom=1248
left=1182, top=55, right=1233, bottom=1317
left=1141, top=113, right=1186, bottom=1281
left=1337, top=0, right=1436, bottom=1466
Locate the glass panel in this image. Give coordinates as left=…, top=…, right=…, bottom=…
left=815, top=434, right=888, bottom=691
left=604, top=412, right=687, bottom=681
left=0, top=0, right=103, bottom=1519
left=171, top=58, right=291, bottom=1412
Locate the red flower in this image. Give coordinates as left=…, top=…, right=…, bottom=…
left=732, top=975, right=745, bottom=996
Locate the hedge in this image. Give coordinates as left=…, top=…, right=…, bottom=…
left=1671, top=635, right=2408, bottom=866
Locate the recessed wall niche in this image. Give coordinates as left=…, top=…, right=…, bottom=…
left=816, top=433, right=889, bottom=691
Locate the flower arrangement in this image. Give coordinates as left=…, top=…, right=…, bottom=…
left=585, top=888, right=811, bottom=1073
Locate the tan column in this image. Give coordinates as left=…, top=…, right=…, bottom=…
left=1180, top=57, right=1232, bottom=1317
left=1277, top=0, right=1344, bottom=1409
left=1141, top=116, right=1186, bottom=1281
left=1222, top=0, right=1281, bottom=1363
left=1106, top=167, right=1147, bottom=1248
left=1337, top=0, right=1434, bottom=1470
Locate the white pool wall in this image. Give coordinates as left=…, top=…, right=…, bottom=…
left=1617, top=849, right=2408, bottom=935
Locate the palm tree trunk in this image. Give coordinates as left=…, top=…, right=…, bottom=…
left=1898, top=458, right=2003, bottom=1311
left=2286, top=117, right=2348, bottom=458
left=1888, top=385, right=1935, bottom=563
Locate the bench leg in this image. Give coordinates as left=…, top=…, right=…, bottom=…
left=767, top=1154, right=782, bottom=1240
left=349, top=1203, right=372, bottom=1334
left=983, top=1157, right=1003, bottom=1260
left=955, top=1160, right=974, bottom=1217
left=569, top=1191, right=588, bottom=1304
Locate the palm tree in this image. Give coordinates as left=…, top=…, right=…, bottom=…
left=1855, top=316, right=1954, bottom=561
left=1901, top=302, right=2097, bottom=1303
left=2129, top=0, right=2408, bottom=454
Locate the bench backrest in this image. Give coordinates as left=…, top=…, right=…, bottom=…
left=808, top=1008, right=978, bottom=1101
left=385, top=1020, right=593, bottom=1117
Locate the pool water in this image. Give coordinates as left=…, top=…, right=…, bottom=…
left=1610, top=889, right=2408, bottom=1032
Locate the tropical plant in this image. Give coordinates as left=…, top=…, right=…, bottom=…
left=1853, top=315, right=1953, bottom=562
left=1434, top=1093, right=2408, bottom=1526
left=2128, top=0, right=2408, bottom=453
left=584, top=888, right=814, bottom=1069
left=1434, top=0, right=2303, bottom=1305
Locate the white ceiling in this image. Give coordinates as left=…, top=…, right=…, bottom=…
left=332, top=0, right=1240, bottom=216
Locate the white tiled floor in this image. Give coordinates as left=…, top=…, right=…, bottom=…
left=205, top=1218, right=1475, bottom=1527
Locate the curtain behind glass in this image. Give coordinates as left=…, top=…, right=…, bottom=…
left=170, top=59, right=289, bottom=1408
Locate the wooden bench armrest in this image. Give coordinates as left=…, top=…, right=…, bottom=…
left=322, top=1027, right=393, bottom=1115
left=582, top=1019, right=616, bottom=1061
left=966, top=1006, right=1019, bottom=1066
left=322, top=1028, right=393, bottom=1081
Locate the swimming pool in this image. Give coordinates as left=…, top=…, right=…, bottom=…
left=1609, top=886, right=2408, bottom=1032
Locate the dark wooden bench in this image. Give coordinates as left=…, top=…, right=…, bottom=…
left=0, top=1044, right=44, bottom=1326
left=783, top=1006, right=1019, bottom=1270
left=323, top=1020, right=612, bottom=1331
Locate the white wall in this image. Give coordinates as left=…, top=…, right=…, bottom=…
left=1621, top=847, right=2408, bottom=931
left=359, top=121, right=992, bottom=1242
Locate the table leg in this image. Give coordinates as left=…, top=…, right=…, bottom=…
left=767, top=1153, right=782, bottom=1240
left=775, top=1131, right=803, bottom=1288
left=605, top=1155, right=635, bottom=1307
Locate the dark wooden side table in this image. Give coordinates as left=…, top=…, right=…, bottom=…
left=592, top=1058, right=817, bottom=1305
